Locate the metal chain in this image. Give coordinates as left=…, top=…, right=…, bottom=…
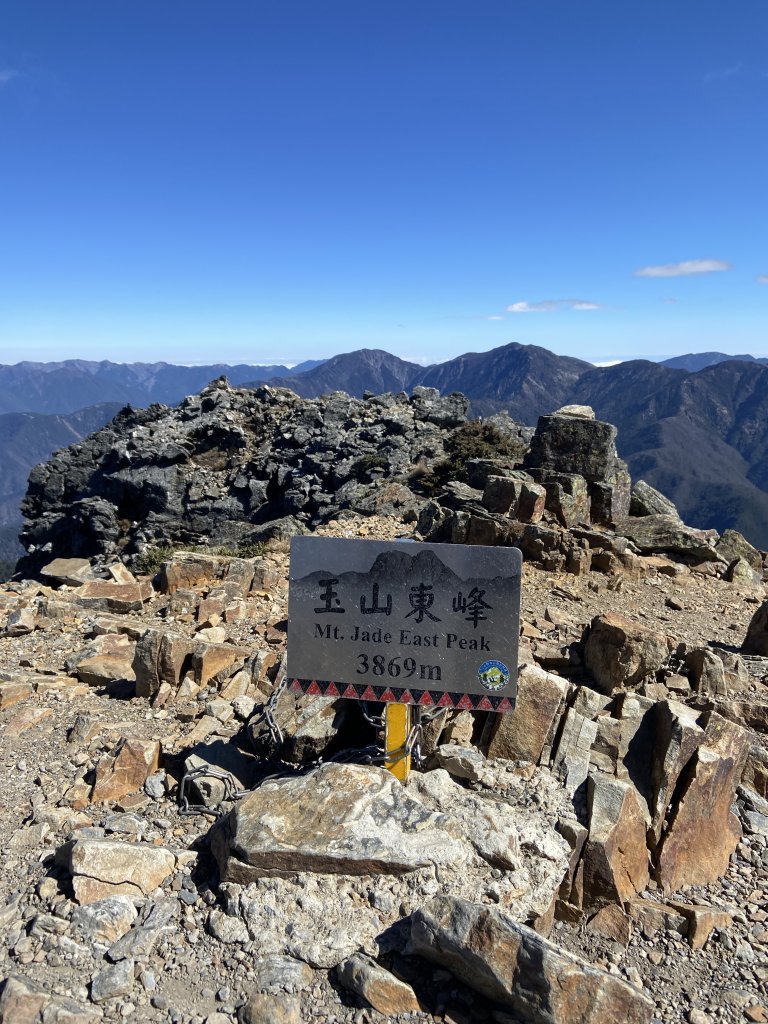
left=177, top=698, right=440, bottom=816
left=178, top=765, right=241, bottom=816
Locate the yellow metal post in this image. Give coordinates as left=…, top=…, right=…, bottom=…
left=384, top=702, right=411, bottom=782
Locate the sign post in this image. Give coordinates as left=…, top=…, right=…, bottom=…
left=286, top=537, right=522, bottom=780
left=384, top=702, right=411, bottom=782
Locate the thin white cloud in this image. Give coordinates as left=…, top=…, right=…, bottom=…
left=758, top=275, right=768, bottom=285
left=634, top=259, right=731, bottom=278
left=704, top=61, right=742, bottom=83
left=0, top=69, right=19, bottom=88
left=594, top=360, right=623, bottom=367
left=506, top=299, right=603, bottom=314
left=485, top=315, right=505, bottom=320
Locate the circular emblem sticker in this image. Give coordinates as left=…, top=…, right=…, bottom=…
left=477, top=660, right=510, bottom=692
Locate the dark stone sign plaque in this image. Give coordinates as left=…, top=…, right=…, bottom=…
left=287, top=537, right=521, bottom=712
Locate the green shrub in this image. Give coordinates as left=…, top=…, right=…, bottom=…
left=428, top=421, right=520, bottom=489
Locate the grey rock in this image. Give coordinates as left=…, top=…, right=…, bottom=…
left=248, top=955, right=314, bottom=994
left=615, top=515, right=722, bottom=561
left=629, top=481, right=680, bottom=519
left=715, top=528, right=763, bottom=570
left=207, top=909, right=250, bottom=944
left=90, top=958, right=135, bottom=1003
left=433, top=743, right=489, bottom=782
left=212, top=762, right=471, bottom=882
left=71, top=895, right=138, bottom=943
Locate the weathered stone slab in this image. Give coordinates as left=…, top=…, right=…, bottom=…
left=213, top=763, right=471, bottom=882
left=409, top=896, right=654, bottom=1023
left=650, top=700, right=704, bottom=842
left=488, top=664, right=569, bottom=765
left=615, top=515, right=722, bottom=562
left=552, top=708, right=598, bottom=795
left=75, top=579, right=154, bottom=613
left=656, top=714, right=749, bottom=892
left=58, top=838, right=176, bottom=904
left=582, top=776, right=649, bottom=909
left=40, top=557, right=96, bottom=586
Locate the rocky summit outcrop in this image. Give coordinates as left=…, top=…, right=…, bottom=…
left=1, top=382, right=768, bottom=1023
left=18, top=380, right=473, bottom=574
left=17, top=381, right=761, bottom=589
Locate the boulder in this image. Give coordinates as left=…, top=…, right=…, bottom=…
left=684, top=647, right=727, bottom=697
left=487, top=664, right=569, bottom=765
left=615, top=515, right=722, bottom=562
left=409, top=896, right=654, bottom=1023
left=715, top=528, right=763, bottom=571
left=583, top=613, right=669, bottom=693
left=582, top=776, right=650, bottom=909
left=57, top=838, right=176, bottom=904
left=212, top=762, right=470, bottom=883
left=629, top=481, right=680, bottom=519
left=656, top=714, right=749, bottom=892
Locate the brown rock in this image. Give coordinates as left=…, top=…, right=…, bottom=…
left=337, top=953, right=421, bottom=1014
left=487, top=664, right=569, bottom=764
left=410, top=896, right=654, bottom=1023
left=0, top=680, right=35, bottom=708
left=76, top=654, right=136, bottom=687
left=4, top=705, right=53, bottom=737
left=0, top=975, right=50, bottom=1023
left=239, top=993, right=301, bottom=1024
left=650, top=700, right=705, bottom=843
left=587, top=904, right=633, bottom=946
left=582, top=776, right=650, bottom=909
left=133, top=627, right=192, bottom=698
left=666, top=901, right=732, bottom=950
left=58, top=838, right=176, bottom=904
left=656, top=715, right=749, bottom=892
left=518, top=481, right=547, bottom=523
left=627, top=897, right=688, bottom=938
left=685, top=648, right=727, bottom=697
left=75, top=579, right=154, bottom=613
left=191, top=640, right=250, bottom=688
left=3, top=607, right=37, bottom=636
left=583, top=613, right=669, bottom=693
left=90, top=738, right=162, bottom=804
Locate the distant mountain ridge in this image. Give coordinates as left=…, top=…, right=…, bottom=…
left=5, top=344, right=768, bottom=573
left=0, top=358, right=323, bottom=415
left=660, top=352, right=768, bottom=372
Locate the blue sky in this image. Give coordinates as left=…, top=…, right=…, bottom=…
left=1, top=1, right=766, bottom=367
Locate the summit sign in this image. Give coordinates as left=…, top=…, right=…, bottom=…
left=287, top=537, right=522, bottom=712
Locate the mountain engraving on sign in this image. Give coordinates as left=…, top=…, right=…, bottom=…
left=287, top=537, right=521, bottom=712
